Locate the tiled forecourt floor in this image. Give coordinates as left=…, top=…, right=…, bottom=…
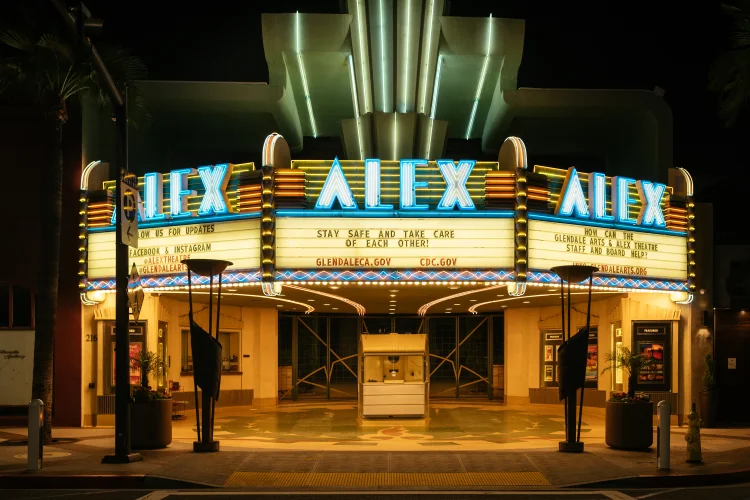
left=223, top=452, right=550, bottom=487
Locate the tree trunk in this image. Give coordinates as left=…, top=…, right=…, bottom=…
left=32, top=119, right=63, bottom=445
left=627, top=373, right=636, bottom=399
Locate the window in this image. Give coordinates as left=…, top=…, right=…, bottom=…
left=181, top=329, right=241, bottom=373
left=0, top=284, right=34, bottom=329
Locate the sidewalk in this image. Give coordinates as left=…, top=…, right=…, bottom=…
left=1, top=402, right=749, bottom=490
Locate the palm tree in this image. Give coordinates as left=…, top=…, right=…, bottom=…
left=709, top=2, right=750, bottom=126
left=601, top=346, right=656, bottom=399
left=0, top=29, right=147, bottom=443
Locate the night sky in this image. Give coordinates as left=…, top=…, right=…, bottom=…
left=2, top=1, right=746, bottom=244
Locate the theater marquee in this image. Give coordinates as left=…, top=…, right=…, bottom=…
left=80, top=135, right=694, bottom=297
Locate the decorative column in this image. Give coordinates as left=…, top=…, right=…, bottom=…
left=552, top=264, right=598, bottom=453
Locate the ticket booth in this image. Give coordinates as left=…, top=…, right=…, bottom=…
left=359, top=333, right=429, bottom=418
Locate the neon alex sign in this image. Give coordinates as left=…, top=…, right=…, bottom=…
left=555, top=167, right=667, bottom=228
left=111, top=164, right=234, bottom=223
left=315, top=157, right=476, bottom=211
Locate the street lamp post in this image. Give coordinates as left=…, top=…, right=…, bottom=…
left=49, top=0, right=142, bottom=463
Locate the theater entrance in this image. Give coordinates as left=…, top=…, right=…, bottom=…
left=278, top=314, right=504, bottom=402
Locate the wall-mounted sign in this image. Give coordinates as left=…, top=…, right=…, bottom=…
left=88, top=219, right=260, bottom=278
left=276, top=217, right=514, bottom=269
left=314, top=158, right=480, bottom=211
left=555, top=167, right=667, bottom=228
left=527, top=220, right=687, bottom=280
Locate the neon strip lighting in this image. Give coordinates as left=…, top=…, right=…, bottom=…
left=393, top=112, right=398, bottom=160
left=275, top=209, right=514, bottom=218
left=347, top=55, right=365, bottom=160
left=465, top=14, right=493, bottom=140
left=276, top=269, right=514, bottom=283
left=527, top=212, right=686, bottom=236
left=355, top=0, right=371, bottom=113
left=401, top=0, right=410, bottom=113
left=469, top=290, right=623, bottom=314
left=285, top=284, right=366, bottom=315
left=426, top=55, right=443, bottom=159
left=430, top=56, right=443, bottom=120
left=167, top=290, right=314, bottom=314
left=676, top=167, right=694, bottom=196
left=347, top=54, right=360, bottom=117
left=88, top=211, right=261, bottom=232
left=169, top=168, right=197, bottom=218
left=418, top=284, right=506, bottom=316
left=418, top=0, right=436, bottom=114
left=80, top=160, right=102, bottom=190
left=296, top=11, right=318, bottom=138
left=526, top=270, right=690, bottom=292
left=379, top=0, right=389, bottom=112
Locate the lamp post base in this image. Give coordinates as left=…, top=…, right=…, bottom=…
left=559, top=441, right=584, bottom=453
left=102, top=452, right=143, bottom=464
left=193, top=440, right=220, bottom=453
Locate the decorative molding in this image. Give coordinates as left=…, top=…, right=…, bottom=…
left=607, top=303, right=622, bottom=324
left=628, top=299, right=681, bottom=321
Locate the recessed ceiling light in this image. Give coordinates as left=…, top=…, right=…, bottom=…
left=324, top=303, right=330, bottom=306
left=390, top=294, right=396, bottom=297
left=523, top=301, right=530, bottom=304
left=389, top=300, right=397, bottom=302
left=227, top=289, right=237, bottom=292
left=390, top=290, right=399, bottom=293
left=330, top=286, right=339, bottom=290
left=277, top=304, right=283, bottom=307
left=501, top=305, right=507, bottom=308
left=470, top=299, right=477, bottom=302
left=496, top=294, right=504, bottom=297
left=449, top=286, right=458, bottom=290
left=332, top=307, right=338, bottom=310
left=389, top=312, right=395, bottom=315
left=446, top=308, right=452, bottom=311
left=307, top=299, right=314, bottom=302
left=454, top=303, right=460, bottom=306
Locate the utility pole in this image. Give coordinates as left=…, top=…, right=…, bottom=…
left=49, top=0, right=142, bottom=463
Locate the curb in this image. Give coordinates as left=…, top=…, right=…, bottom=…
left=0, top=474, right=210, bottom=489
left=567, top=468, right=750, bottom=489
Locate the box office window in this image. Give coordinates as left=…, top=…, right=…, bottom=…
left=181, top=330, right=240, bottom=373
left=542, top=328, right=598, bottom=388
left=632, top=322, right=671, bottom=392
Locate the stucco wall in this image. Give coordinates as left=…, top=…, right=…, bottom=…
left=0, top=330, right=35, bottom=406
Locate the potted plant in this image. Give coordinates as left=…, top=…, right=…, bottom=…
left=699, top=353, right=718, bottom=428
left=130, top=351, right=172, bottom=449
left=601, top=347, right=656, bottom=450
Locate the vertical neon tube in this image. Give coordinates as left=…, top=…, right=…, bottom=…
left=143, top=172, right=168, bottom=221
left=400, top=159, right=429, bottom=210
left=588, top=172, right=613, bottom=221
left=170, top=168, right=197, bottom=218
left=612, top=176, right=637, bottom=224
left=365, top=159, right=393, bottom=210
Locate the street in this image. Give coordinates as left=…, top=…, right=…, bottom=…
left=3, top=486, right=750, bottom=500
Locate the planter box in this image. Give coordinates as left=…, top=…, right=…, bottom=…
left=131, top=398, right=172, bottom=449
left=605, top=400, right=653, bottom=450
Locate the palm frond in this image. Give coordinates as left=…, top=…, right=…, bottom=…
left=0, top=29, right=34, bottom=52
left=36, top=34, right=73, bottom=64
